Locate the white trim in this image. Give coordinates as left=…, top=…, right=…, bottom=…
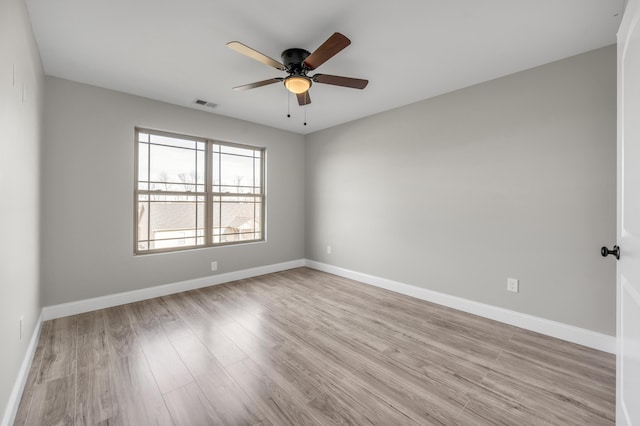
left=42, top=259, right=305, bottom=320
left=1, top=312, right=43, bottom=426
left=305, top=260, right=616, bottom=354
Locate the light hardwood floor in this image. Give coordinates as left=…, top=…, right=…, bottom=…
left=15, top=268, right=615, bottom=425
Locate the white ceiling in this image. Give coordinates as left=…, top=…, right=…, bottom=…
left=25, top=0, right=623, bottom=134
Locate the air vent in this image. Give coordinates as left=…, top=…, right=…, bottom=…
left=193, top=99, right=217, bottom=109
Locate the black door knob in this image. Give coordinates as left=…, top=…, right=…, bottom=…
left=601, top=245, right=620, bottom=260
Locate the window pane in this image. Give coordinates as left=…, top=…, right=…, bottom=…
left=137, top=195, right=205, bottom=251
left=212, top=146, right=263, bottom=194
left=138, top=143, right=149, bottom=182
left=137, top=199, right=150, bottom=250
left=149, top=144, right=201, bottom=192
left=254, top=158, right=261, bottom=190
left=212, top=195, right=262, bottom=243
left=221, top=145, right=256, bottom=156
left=150, top=134, right=199, bottom=150
left=221, top=155, right=255, bottom=193
left=212, top=151, right=221, bottom=191
left=196, top=150, right=205, bottom=185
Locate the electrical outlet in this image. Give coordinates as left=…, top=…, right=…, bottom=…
left=507, top=278, right=519, bottom=293
left=19, top=315, right=23, bottom=340
left=327, top=245, right=332, bottom=255
left=211, top=261, right=218, bottom=271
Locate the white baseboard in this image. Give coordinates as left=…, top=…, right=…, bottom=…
left=1, top=312, right=43, bottom=426
left=304, top=260, right=616, bottom=354
left=38, top=256, right=617, bottom=353
left=42, top=259, right=305, bottom=321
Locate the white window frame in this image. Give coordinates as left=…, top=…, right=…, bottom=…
left=134, top=127, right=265, bottom=254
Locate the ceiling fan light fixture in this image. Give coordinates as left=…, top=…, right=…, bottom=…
left=284, top=76, right=312, bottom=94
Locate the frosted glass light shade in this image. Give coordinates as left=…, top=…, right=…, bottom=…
left=284, top=76, right=311, bottom=94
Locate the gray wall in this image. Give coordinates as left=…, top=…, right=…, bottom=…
left=42, top=77, right=305, bottom=306
left=0, top=0, right=44, bottom=419
left=305, top=46, right=617, bottom=335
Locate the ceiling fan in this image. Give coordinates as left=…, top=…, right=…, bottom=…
left=227, top=32, right=368, bottom=106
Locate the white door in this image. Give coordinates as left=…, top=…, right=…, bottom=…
left=617, top=0, right=640, bottom=424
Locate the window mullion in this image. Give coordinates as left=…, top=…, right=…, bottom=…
left=146, top=136, right=151, bottom=250
left=205, top=140, right=213, bottom=247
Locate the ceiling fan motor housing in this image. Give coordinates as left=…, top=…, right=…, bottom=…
left=281, top=48, right=311, bottom=75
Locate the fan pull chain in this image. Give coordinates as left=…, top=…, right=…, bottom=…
left=304, top=92, right=308, bottom=126
left=287, top=92, right=291, bottom=118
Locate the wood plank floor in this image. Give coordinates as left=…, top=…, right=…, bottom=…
left=14, top=267, right=616, bottom=425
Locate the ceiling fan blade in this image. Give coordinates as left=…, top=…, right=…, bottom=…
left=227, top=41, right=285, bottom=71
left=312, top=74, right=368, bottom=89
left=303, top=32, right=351, bottom=70
left=232, top=78, right=283, bottom=91
left=296, top=92, right=311, bottom=106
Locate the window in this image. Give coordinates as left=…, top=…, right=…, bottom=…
left=135, top=128, right=264, bottom=254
